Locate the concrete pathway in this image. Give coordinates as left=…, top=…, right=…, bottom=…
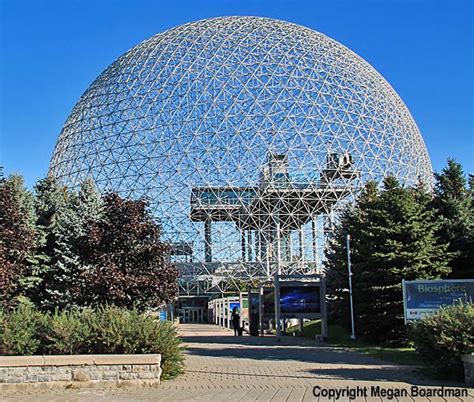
left=1, top=323, right=471, bottom=401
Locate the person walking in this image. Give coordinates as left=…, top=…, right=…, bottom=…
left=231, top=306, right=240, bottom=336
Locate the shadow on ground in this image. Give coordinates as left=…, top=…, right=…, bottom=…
left=180, top=334, right=466, bottom=388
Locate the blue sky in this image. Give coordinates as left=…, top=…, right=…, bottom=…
left=0, top=0, right=472, bottom=187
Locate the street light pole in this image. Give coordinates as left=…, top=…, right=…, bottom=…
left=275, top=222, right=282, bottom=341
left=346, top=234, right=356, bottom=340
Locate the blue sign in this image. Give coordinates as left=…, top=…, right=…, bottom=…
left=229, top=302, right=240, bottom=312
left=402, top=279, right=474, bottom=322
left=159, top=311, right=167, bottom=321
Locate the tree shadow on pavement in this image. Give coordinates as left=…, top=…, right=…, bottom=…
left=181, top=337, right=467, bottom=388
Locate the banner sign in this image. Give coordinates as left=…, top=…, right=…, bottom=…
left=402, top=279, right=474, bottom=322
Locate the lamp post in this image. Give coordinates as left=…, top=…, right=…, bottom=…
left=346, top=234, right=356, bottom=340
left=275, top=222, right=282, bottom=341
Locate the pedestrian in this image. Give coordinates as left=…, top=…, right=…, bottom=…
left=231, top=306, right=240, bottom=336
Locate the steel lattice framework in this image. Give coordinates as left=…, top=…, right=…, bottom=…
left=49, top=16, right=432, bottom=296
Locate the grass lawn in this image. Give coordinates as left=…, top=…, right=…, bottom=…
left=285, top=320, right=423, bottom=366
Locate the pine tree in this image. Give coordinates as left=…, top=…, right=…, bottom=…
left=326, top=177, right=452, bottom=345
left=62, top=178, right=103, bottom=305
left=432, top=159, right=474, bottom=279
left=29, top=177, right=70, bottom=308
left=325, top=181, right=379, bottom=329
left=29, top=177, right=104, bottom=309
left=0, top=174, right=38, bottom=305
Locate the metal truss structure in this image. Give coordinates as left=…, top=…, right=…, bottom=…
left=49, top=17, right=432, bottom=297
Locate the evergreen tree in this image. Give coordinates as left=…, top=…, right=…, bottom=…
left=62, top=178, right=103, bottom=305
left=0, top=174, right=38, bottom=305
left=28, top=177, right=68, bottom=308
left=326, top=177, right=452, bottom=345
left=77, top=193, right=178, bottom=309
left=30, top=177, right=103, bottom=309
left=432, top=159, right=474, bottom=279
left=325, top=181, right=379, bottom=329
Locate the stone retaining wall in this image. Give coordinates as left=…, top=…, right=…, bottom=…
left=0, top=354, right=161, bottom=393
left=462, top=353, right=474, bottom=386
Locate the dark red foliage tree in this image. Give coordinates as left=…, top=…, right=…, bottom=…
left=77, top=193, right=178, bottom=309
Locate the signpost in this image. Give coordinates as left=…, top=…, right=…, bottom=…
left=402, top=279, right=474, bottom=322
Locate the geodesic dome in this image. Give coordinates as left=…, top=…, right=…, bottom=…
left=49, top=16, right=432, bottom=294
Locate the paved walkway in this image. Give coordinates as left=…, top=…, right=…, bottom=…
left=2, top=324, right=471, bottom=401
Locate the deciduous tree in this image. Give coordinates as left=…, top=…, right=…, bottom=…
left=77, top=193, right=178, bottom=309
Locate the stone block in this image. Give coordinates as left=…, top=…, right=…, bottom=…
left=72, top=370, right=90, bottom=382
left=37, top=375, right=51, bottom=382
left=138, top=372, right=156, bottom=380
left=7, top=377, right=24, bottom=383
left=8, top=368, right=27, bottom=376
left=51, top=373, right=72, bottom=382
left=53, top=367, right=72, bottom=374
left=26, top=366, right=45, bottom=373
left=102, top=371, right=119, bottom=380
left=0, top=355, right=45, bottom=367
left=105, top=364, right=123, bottom=371
left=132, top=365, right=149, bottom=372
left=43, top=355, right=95, bottom=366
left=119, top=372, right=139, bottom=380
left=87, top=371, right=101, bottom=381
left=94, top=354, right=160, bottom=365
left=25, top=374, right=38, bottom=383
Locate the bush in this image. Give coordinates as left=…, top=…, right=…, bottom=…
left=147, top=316, right=185, bottom=379
left=83, top=306, right=184, bottom=378
left=0, top=305, right=184, bottom=378
left=1, top=303, right=46, bottom=355
left=43, top=309, right=92, bottom=354
left=409, top=302, right=474, bottom=379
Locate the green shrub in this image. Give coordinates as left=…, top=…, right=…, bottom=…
left=151, top=319, right=185, bottom=379
left=0, top=304, right=184, bottom=379
left=409, top=302, right=474, bottom=379
left=83, top=306, right=184, bottom=378
left=1, top=304, right=46, bottom=355
left=44, top=309, right=92, bottom=354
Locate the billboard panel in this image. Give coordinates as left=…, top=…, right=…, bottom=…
left=403, top=279, right=474, bottom=321
left=280, top=286, right=321, bottom=316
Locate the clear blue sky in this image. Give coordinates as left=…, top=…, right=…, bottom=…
left=1, top=0, right=472, bottom=187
